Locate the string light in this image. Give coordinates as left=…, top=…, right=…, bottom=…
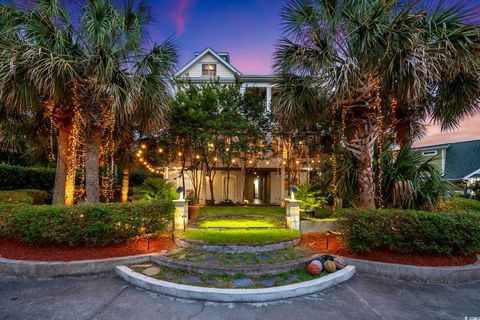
left=373, top=77, right=384, bottom=209
left=390, top=97, right=398, bottom=142
left=65, top=83, right=81, bottom=205
left=46, top=99, right=56, bottom=162
left=331, top=105, right=338, bottom=211
left=341, top=106, right=347, bottom=144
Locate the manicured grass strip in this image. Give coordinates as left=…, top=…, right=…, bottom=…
left=198, top=217, right=282, bottom=228
left=438, top=197, right=480, bottom=212
left=179, top=229, right=300, bottom=245
left=200, top=206, right=284, bottom=217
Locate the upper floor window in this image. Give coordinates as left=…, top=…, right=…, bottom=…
left=202, top=64, right=217, bottom=76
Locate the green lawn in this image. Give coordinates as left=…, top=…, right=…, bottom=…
left=438, top=197, right=480, bottom=212
left=200, top=206, right=284, bottom=217
left=198, top=217, right=283, bottom=228
left=0, top=189, right=42, bottom=205
left=178, top=229, right=300, bottom=245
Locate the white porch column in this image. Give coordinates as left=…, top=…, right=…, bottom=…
left=266, top=86, right=272, bottom=112
left=240, top=84, right=246, bottom=96
left=280, top=163, right=285, bottom=207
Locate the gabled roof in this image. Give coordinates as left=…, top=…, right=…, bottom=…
left=175, top=47, right=242, bottom=77
left=441, top=140, right=480, bottom=180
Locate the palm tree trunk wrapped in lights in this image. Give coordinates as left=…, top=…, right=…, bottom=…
left=0, top=0, right=178, bottom=204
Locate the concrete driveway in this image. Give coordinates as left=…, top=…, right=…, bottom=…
left=0, top=274, right=478, bottom=320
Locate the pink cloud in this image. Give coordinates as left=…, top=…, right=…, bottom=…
left=229, top=52, right=273, bottom=74
left=172, top=0, right=194, bottom=37
left=414, top=113, right=480, bottom=147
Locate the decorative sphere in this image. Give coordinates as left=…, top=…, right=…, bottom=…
left=334, top=257, right=346, bottom=270
left=321, top=254, right=335, bottom=262
left=306, top=260, right=323, bottom=275
left=324, top=260, right=337, bottom=273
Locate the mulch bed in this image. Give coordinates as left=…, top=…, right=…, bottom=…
left=301, top=232, right=478, bottom=267
left=0, top=234, right=175, bottom=262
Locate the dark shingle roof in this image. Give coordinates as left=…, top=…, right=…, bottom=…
left=443, top=140, right=480, bottom=179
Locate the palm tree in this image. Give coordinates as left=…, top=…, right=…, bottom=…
left=0, top=0, right=177, bottom=204
left=74, top=0, right=177, bottom=203
left=0, top=1, right=79, bottom=204
left=274, top=0, right=480, bottom=208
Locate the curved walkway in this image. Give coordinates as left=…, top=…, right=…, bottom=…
left=0, top=274, right=478, bottom=319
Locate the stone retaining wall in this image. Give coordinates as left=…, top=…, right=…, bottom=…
left=151, top=253, right=319, bottom=276
left=174, top=236, right=300, bottom=253
left=345, top=256, right=480, bottom=283
left=0, top=255, right=152, bottom=278
left=116, top=265, right=356, bottom=302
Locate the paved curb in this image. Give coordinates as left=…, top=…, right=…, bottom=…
left=0, top=255, right=152, bottom=278
left=151, top=253, right=320, bottom=276
left=344, top=256, right=480, bottom=283
left=116, top=265, right=356, bottom=302
left=174, top=236, right=300, bottom=253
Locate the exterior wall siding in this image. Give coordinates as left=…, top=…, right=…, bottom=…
left=180, top=53, right=236, bottom=79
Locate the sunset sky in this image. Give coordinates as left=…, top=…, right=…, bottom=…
left=44, top=0, right=478, bottom=146
left=147, top=0, right=480, bottom=147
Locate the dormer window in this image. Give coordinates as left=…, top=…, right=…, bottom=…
left=202, top=64, right=217, bottom=76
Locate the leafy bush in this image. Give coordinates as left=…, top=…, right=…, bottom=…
left=219, top=199, right=235, bottom=206
left=0, top=164, right=55, bottom=191
left=138, top=178, right=176, bottom=201
left=0, top=189, right=45, bottom=205
left=438, top=197, right=480, bottom=212
left=294, top=182, right=327, bottom=212
left=2, top=201, right=174, bottom=246
left=340, top=209, right=480, bottom=256
left=129, top=169, right=149, bottom=186
left=380, top=145, right=452, bottom=209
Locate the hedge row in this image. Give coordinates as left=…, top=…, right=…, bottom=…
left=1, top=201, right=174, bottom=246
left=0, top=164, right=55, bottom=191
left=340, top=209, right=480, bottom=256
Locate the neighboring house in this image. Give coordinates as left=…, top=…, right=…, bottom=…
left=413, top=139, right=480, bottom=184
left=165, top=48, right=309, bottom=205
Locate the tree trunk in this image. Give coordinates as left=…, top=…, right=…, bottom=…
left=225, top=168, right=231, bottom=200
left=120, top=167, right=129, bottom=203
left=209, top=176, right=215, bottom=203
left=85, top=127, right=101, bottom=203
left=52, top=123, right=72, bottom=205
left=347, top=124, right=377, bottom=209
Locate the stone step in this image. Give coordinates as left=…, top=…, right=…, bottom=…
left=174, top=234, right=301, bottom=253
left=151, top=249, right=319, bottom=276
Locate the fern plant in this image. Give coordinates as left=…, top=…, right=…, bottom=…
left=138, top=178, right=176, bottom=201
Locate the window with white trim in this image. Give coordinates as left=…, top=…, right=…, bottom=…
left=202, top=64, right=217, bottom=76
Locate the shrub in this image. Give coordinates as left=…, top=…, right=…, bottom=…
left=0, top=189, right=44, bottom=205
left=31, top=190, right=48, bottom=205
left=219, top=199, right=235, bottom=206
left=339, top=209, right=480, bottom=256
left=294, top=182, right=327, bottom=212
left=2, top=201, right=174, bottom=246
left=138, top=178, right=176, bottom=201
left=438, top=197, right=480, bottom=212
left=129, top=169, right=149, bottom=186
left=0, top=164, right=55, bottom=191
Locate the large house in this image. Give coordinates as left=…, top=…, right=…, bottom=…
left=413, top=139, right=480, bottom=185
left=165, top=48, right=309, bottom=205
